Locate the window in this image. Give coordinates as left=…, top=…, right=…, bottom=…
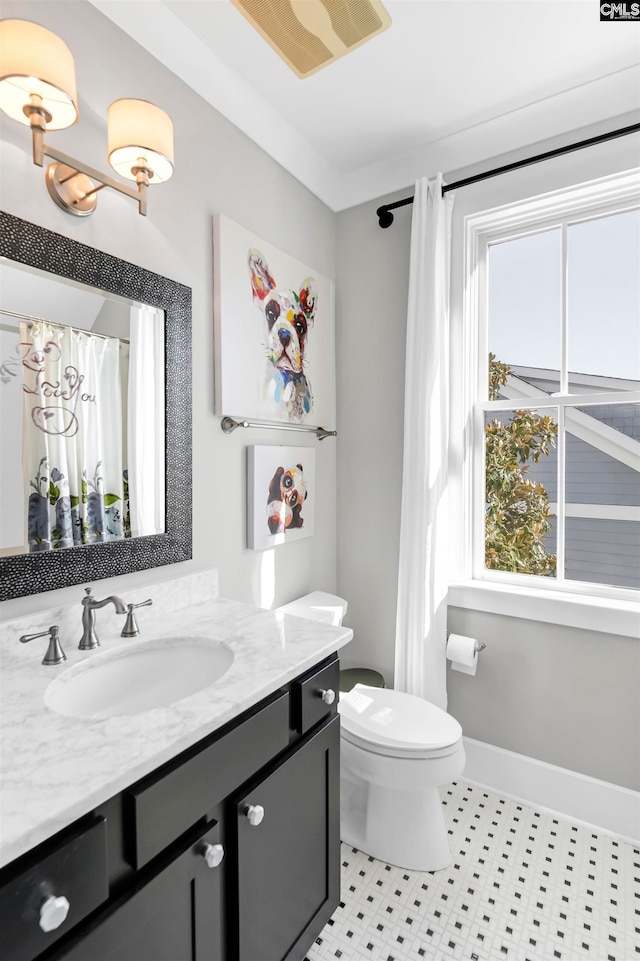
left=454, top=170, right=640, bottom=632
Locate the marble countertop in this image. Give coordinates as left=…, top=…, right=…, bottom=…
left=0, top=571, right=352, bottom=868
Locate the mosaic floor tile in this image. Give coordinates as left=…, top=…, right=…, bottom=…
left=306, top=781, right=640, bottom=961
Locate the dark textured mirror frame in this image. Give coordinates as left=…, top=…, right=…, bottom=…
left=0, top=211, right=192, bottom=601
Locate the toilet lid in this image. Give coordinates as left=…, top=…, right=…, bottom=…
left=339, top=685, right=462, bottom=752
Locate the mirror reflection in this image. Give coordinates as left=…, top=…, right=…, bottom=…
left=0, top=260, right=165, bottom=557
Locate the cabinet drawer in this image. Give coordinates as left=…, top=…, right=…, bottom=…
left=125, top=691, right=290, bottom=868
left=292, top=658, right=339, bottom=735
left=0, top=816, right=108, bottom=961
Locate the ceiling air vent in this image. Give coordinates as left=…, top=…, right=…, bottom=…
left=229, top=0, right=391, bottom=78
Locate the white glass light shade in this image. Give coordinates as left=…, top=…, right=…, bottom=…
left=108, top=99, right=174, bottom=184
left=0, top=19, right=78, bottom=129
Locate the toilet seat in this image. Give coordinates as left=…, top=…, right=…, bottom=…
left=339, top=684, right=462, bottom=758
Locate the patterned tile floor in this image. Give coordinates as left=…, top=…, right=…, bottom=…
left=306, top=781, right=640, bottom=961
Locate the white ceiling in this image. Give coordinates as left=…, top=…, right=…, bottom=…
left=90, top=0, right=640, bottom=211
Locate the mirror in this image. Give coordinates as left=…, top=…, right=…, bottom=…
left=1, top=260, right=166, bottom=554
left=0, top=211, right=192, bottom=601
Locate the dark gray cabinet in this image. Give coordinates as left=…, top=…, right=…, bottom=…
left=0, top=653, right=340, bottom=961
left=53, top=821, right=224, bottom=961
left=234, top=718, right=340, bottom=961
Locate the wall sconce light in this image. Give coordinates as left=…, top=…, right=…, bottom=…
left=0, top=19, right=174, bottom=217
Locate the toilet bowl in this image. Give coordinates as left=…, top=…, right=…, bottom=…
left=339, top=684, right=465, bottom=871
left=276, top=592, right=465, bottom=872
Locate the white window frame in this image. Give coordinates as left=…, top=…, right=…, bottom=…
left=449, top=168, right=640, bottom=638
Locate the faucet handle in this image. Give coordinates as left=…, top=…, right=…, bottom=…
left=121, top=599, right=153, bottom=638
left=20, top=625, right=67, bottom=666
left=130, top=599, right=153, bottom=610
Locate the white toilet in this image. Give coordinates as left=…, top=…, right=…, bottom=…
left=277, top=592, right=466, bottom=872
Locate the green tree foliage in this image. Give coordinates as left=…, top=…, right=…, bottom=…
left=485, top=354, right=558, bottom=575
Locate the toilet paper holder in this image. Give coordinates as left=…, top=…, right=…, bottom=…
left=446, top=635, right=486, bottom=654
left=446, top=634, right=485, bottom=675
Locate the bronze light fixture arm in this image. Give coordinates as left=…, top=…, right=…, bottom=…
left=27, top=105, right=149, bottom=217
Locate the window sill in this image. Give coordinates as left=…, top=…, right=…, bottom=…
left=448, top=580, right=640, bottom=639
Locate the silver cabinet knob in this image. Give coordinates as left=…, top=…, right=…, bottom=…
left=320, top=688, right=336, bottom=705
left=201, top=842, right=224, bottom=869
left=245, top=804, right=265, bottom=826
left=39, top=895, right=70, bottom=932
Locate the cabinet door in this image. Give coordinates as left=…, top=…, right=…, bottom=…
left=234, top=717, right=340, bottom=961
left=49, top=822, right=224, bottom=961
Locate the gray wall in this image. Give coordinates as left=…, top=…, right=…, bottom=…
left=335, top=127, right=640, bottom=792
left=1, top=2, right=638, bottom=794
left=447, top=608, right=640, bottom=791
left=334, top=186, right=411, bottom=679
left=0, top=1, right=337, bottom=620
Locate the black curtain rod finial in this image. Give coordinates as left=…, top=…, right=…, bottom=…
left=376, top=194, right=416, bottom=228
left=376, top=205, right=394, bottom=228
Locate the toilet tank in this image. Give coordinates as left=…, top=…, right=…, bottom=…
left=277, top=591, right=348, bottom=627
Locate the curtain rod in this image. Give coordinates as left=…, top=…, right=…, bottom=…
left=376, top=121, right=640, bottom=228
left=0, top=307, right=129, bottom=343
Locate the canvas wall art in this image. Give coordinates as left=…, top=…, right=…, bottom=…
left=214, top=214, right=335, bottom=428
left=247, top=445, right=315, bottom=550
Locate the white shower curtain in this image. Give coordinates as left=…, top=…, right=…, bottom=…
left=127, top=305, right=165, bottom=537
left=21, top=321, right=126, bottom=551
left=393, top=175, right=455, bottom=709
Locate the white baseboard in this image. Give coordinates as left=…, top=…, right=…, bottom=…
left=461, top=736, right=640, bottom=846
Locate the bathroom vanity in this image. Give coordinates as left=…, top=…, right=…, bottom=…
left=1, top=654, right=340, bottom=961
left=0, top=574, right=352, bottom=961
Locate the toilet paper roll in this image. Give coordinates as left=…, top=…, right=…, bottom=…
left=446, top=633, right=478, bottom=675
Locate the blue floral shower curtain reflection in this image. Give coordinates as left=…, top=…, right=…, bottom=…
left=20, top=321, right=129, bottom=552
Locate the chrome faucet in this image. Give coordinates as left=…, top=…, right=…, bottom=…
left=80, top=587, right=127, bottom=650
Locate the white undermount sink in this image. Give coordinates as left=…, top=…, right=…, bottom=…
left=45, top=637, right=235, bottom=720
